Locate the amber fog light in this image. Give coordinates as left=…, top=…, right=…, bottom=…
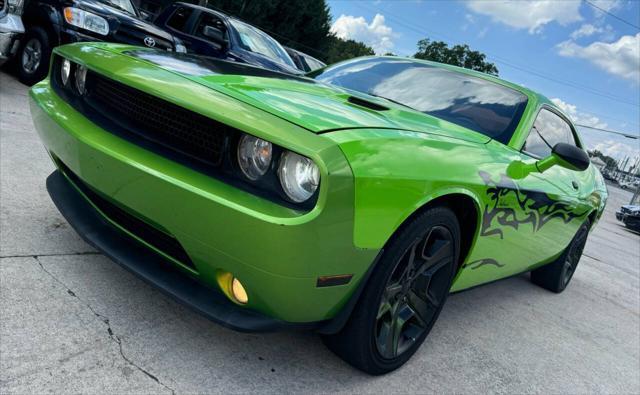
left=232, top=277, right=248, bottom=304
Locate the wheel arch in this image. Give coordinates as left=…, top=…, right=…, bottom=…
left=22, top=3, right=62, bottom=46
left=390, top=189, right=482, bottom=270
left=319, top=189, right=482, bottom=335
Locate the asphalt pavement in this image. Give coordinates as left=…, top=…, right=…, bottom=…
left=1, top=70, right=639, bottom=394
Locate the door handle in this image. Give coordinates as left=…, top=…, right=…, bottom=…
left=572, top=181, right=579, bottom=190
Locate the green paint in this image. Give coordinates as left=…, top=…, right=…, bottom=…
left=29, top=43, right=607, bottom=323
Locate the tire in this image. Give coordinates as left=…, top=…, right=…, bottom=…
left=17, top=27, right=52, bottom=86
left=530, top=220, right=590, bottom=293
left=322, top=206, right=460, bottom=375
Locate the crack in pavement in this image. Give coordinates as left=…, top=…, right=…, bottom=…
left=33, top=256, right=176, bottom=394
left=1, top=252, right=101, bottom=259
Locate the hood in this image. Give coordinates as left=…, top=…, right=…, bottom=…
left=118, top=49, right=491, bottom=143
left=77, top=0, right=175, bottom=45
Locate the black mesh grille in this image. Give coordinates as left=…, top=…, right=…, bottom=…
left=87, top=72, right=228, bottom=167
left=57, top=159, right=196, bottom=271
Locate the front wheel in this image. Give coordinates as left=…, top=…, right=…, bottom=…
left=17, top=27, right=52, bottom=86
left=531, top=220, right=590, bottom=293
left=323, top=207, right=460, bottom=375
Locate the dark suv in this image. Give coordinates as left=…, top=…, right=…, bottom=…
left=154, top=3, right=300, bottom=74
left=18, top=0, right=186, bottom=84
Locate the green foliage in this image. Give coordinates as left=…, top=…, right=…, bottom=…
left=324, top=35, right=375, bottom=64
left=413, top=39, right=499, bottom=76
left=207, top=0, right=332, bottom=61
left=588, top=150, right=619, bottom=170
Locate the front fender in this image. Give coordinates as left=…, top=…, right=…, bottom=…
left=323, top=128, right=493, bottom=250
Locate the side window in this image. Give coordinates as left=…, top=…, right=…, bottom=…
left=166, top=7, right=193, bottom=32
left=194, top=14, right=226, bottom=41
left=523, top=108, right=578, bottom=158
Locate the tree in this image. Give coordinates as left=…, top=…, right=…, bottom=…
left=413, top=39, right=499, bottom=75
left=324, top=35, right=375, bottom=64
left=588, top=150, right=618, bottom=171
left=207, top=0, right=331, bottom=61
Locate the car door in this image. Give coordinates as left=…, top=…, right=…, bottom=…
left=161, top=5, right=195, bottom=47
left=183, top=10, right=228, bottom=58
left=515, top=107, right=589, bottom=268
left=161, top=7, right=227, bottom=59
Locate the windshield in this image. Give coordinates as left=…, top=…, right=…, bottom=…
left=99, top=0, right=137, bottom=15
left=302, top=54, right=325, bottom=71
left=312, top=57, right=528, bottom=143
left=229, top=19, right=296, bottom=69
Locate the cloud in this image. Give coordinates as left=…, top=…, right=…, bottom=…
left=331, top=14, right=397, bottom=54
left=551, top=98, right=608, bottom=129
left=588, top=0, right=623, bottom=17
left=551, top=97, right=639, bottom=161
left=465, top=0, right=582, bottom=34
left=592, top=139, right=640, bottom=161
left=570, top=24, right=603, bottom=39
left=556, top=33, right=640, bottom=82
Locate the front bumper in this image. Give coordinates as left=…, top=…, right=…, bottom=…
left=30, top=78, right=378, bottom=324
left=0, top=13, right=24, bottom=65
left=46, top=170, right=315, bottom=332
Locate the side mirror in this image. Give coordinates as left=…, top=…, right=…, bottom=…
left=203, top=25, right=228, bottom=49
left=539, top=143, right=590, bottom=172
left=507, top=143, right=590, bottom=179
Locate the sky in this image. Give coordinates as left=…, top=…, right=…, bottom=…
left=326, top=0, right=640, bottom=168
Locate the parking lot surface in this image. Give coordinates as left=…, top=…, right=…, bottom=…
left=1, top=71, right=639, bottom=393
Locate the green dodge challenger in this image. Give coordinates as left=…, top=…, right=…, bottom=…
left=30, top=43, right=607, bottom=374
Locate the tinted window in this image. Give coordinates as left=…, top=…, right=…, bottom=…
left=302, top=55, right=325, bottom=71
left=523, top=108, right=577, bottom=158
left=312, top=58, right=528, bottom=143
left=167, top=7, right=193, bottom=31
left=194, top=13, right=226, bottom=41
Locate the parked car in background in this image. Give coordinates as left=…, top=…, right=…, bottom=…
left=17, top=0, right=186, bottom=85
left=619, top=181, right=635, bottom=189
left=616, top=204, right=640, bottom=231
left=0, top=0, right=24, bottom=66
left=285, top=46, right=325, bottom=72
left=155, top=3, right=300, bottom=74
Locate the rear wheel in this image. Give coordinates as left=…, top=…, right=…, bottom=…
left=18, top=27, right=51, bottom=86
left=323, top=207, right=460, bottom=375
left=531, top=220, right=590, bottom=293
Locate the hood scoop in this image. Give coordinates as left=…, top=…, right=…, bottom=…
left=347, top=96, right=389, bottom=111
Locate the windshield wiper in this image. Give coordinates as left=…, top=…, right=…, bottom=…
left=366, top=92, right=417, bottom=111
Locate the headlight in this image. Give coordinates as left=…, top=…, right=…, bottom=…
left=175, top=44, right=187, bottom=54
left=75, top=65, right=87, bottom=94
left=278, top=151, right=320, bottom=203
left=237, top=135, right=272, bottom=180
left=61, top=59, right=71, bottom=86
left=63, top=7, right=109, bottom=36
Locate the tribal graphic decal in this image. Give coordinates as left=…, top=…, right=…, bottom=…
left=479, top=171, right=587, bottom=239
left=462, top=258, right=505, bottom=270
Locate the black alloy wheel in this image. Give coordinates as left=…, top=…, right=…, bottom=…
left=323, top=206, right=460, bottom=375
left=375, top=226, right=454, bottom=359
